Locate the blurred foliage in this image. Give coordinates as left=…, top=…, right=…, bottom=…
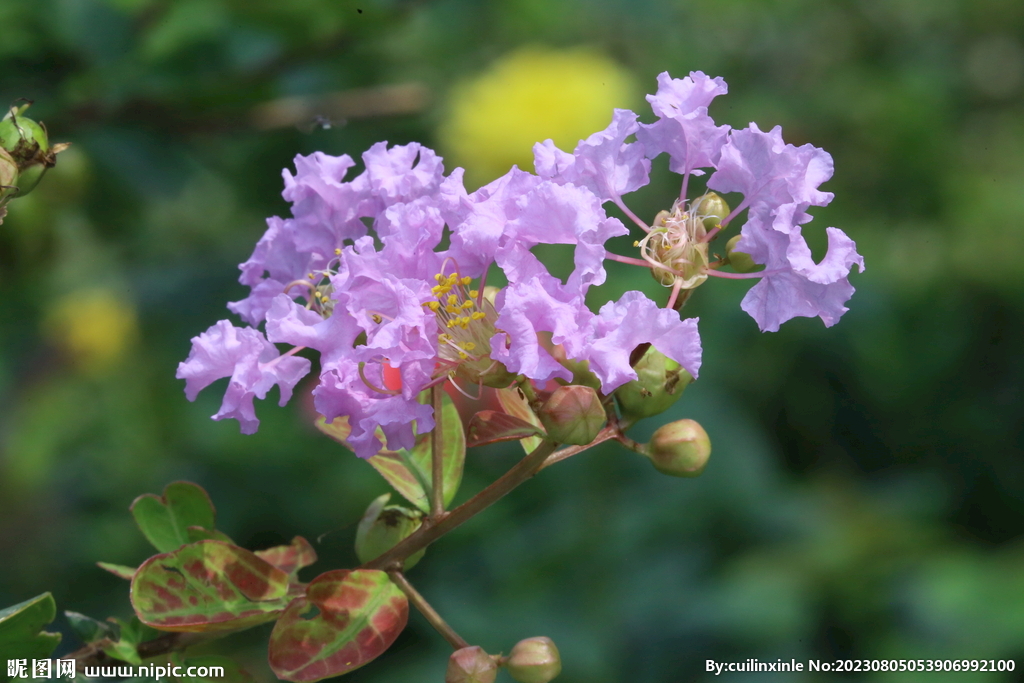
left=1, top=0, right=1023, bottom=680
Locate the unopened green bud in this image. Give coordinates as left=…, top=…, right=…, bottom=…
left=725, top=234, right=759, bottom=273
left=354, top=493, right=425, bottom=570
left=537, top=385, right=606, bottom=446
left=506, top=637, right=561, bottom=683
left=446, top=646, right=498, bottom=683
left=615, top=346, right=692, bottom=420
left=692, top=192, right=731, bottom=231
left=646, top=419, right=711, bottom=477
left=0, top=105, right=68, bottom=198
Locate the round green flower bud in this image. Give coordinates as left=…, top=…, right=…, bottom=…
left=506, top=637, right=562, bottom=683
left=537, top=385, right=606, bottom=446
left=646, top=419, right=711, bottom=477
left=446, top=646, right=498, bottom=683
left=725, top=234, right=759, bottom=273
left=615, top=346, right=692, bottom=420
left=692, top=191, right=731, bottom=231
left=354, top=493, right=425, bottom=570
left=0, top=106, right=68, bottom=198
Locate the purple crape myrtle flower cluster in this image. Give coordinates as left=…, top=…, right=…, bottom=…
left=178, top=71, right=863, bottom=458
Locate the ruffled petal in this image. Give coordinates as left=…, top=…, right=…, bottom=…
left=572, top=291, right=702, bottom=392
left=176, top=320, right=311, bottom=434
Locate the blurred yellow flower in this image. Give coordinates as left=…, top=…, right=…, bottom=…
left=439, top=46, right=636, bottom=187
left=42, top=288, right=138, bottom=373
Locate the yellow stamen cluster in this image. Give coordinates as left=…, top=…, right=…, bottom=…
left=426, top=272, right=486, bottom=330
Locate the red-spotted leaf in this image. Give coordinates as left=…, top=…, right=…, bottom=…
left=131, top=540, right=291, bottom=633
left=97, top=562, right=136, bottom=580
left=268, top=569, right=408, bottom=682
left=466, top=410, right=546, bottom=448
left=131, top=481, right=219, bottom=553
left=316, top=393, right=464, bottom=512
left=255, top=536, right=317, bottom=576
left=495, top=386, right=546, bottom=453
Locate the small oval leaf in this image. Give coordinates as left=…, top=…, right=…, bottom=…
left=130, top=481, right=219, bottom=553
left=268, top=569, right=408, bottom=682
left=131, top=540, right=291, bottom=633
left=466, top=410, right=546, bottom=448
left=0, top=593, right=62, bottom=660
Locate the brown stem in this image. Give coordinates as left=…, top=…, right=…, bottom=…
left=430, top=385, right=445, bottom=518
left=389, top=570, right=469, bottom=650
left=362, top=439, right=559, bottom=569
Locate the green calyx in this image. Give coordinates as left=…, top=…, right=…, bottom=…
left=725, top=234, right=759, bottom=273
left=691, top=191, right=731, bottom=232
left=355, top=493, right=425, bottom=571
left=615, top=346, right=692, bottom=420
left=537, top=385, right=606, bottom=446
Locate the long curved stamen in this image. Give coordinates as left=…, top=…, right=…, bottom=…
left=358, top=362, right=402, bottom=396
left=447, top=374, right=481, bottom=400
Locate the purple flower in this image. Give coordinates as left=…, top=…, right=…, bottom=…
left=706, top=124, right=864, bottom=331
left=533, top=108, right=650, bottom=203
left=636, top=71, right=730, bottom=179
left=176, top=320, right=311, bottom=434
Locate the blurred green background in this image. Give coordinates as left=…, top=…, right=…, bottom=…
left=2, top=0, right=1023, bottom=680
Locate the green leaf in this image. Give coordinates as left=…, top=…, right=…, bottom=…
left=255, top=536, right=318, bottom=576
left=354, top=494, right=425, bottom=571
left=175, top=656, right=255, bottom=683
left=101, top=616, right=152, bottom=665
left=131, top=540, right=291, bottom=632
left=268, top=569, right=408, bottom=682
left=187, top=526, right=234, bottom=544
left=316, top=392, right=465, bottom=512
left=97, top=562, right=137, bottom=580
left=0, top=593, right=61, bottom=666
left=495, top=386, right=546, bottom=453
left=130, top=481, right=219, bottom=553
left=466, top=410, right=546, bottom=448
left=65, top=610, right=114, bottom=644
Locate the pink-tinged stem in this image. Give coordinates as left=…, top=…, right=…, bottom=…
left=605, top=251, right=653, bottom=268
left=701, top=225, right=722, bottom=243
left=666, top=278, right=684, bottom=310
left=614, top=197, right=650, bottom=232
left=719, top=198, right=749, bottom=229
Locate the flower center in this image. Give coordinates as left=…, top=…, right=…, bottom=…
left=424, top=269, right=515, bottom=389
left=636, top=193, right=725, bottom=290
